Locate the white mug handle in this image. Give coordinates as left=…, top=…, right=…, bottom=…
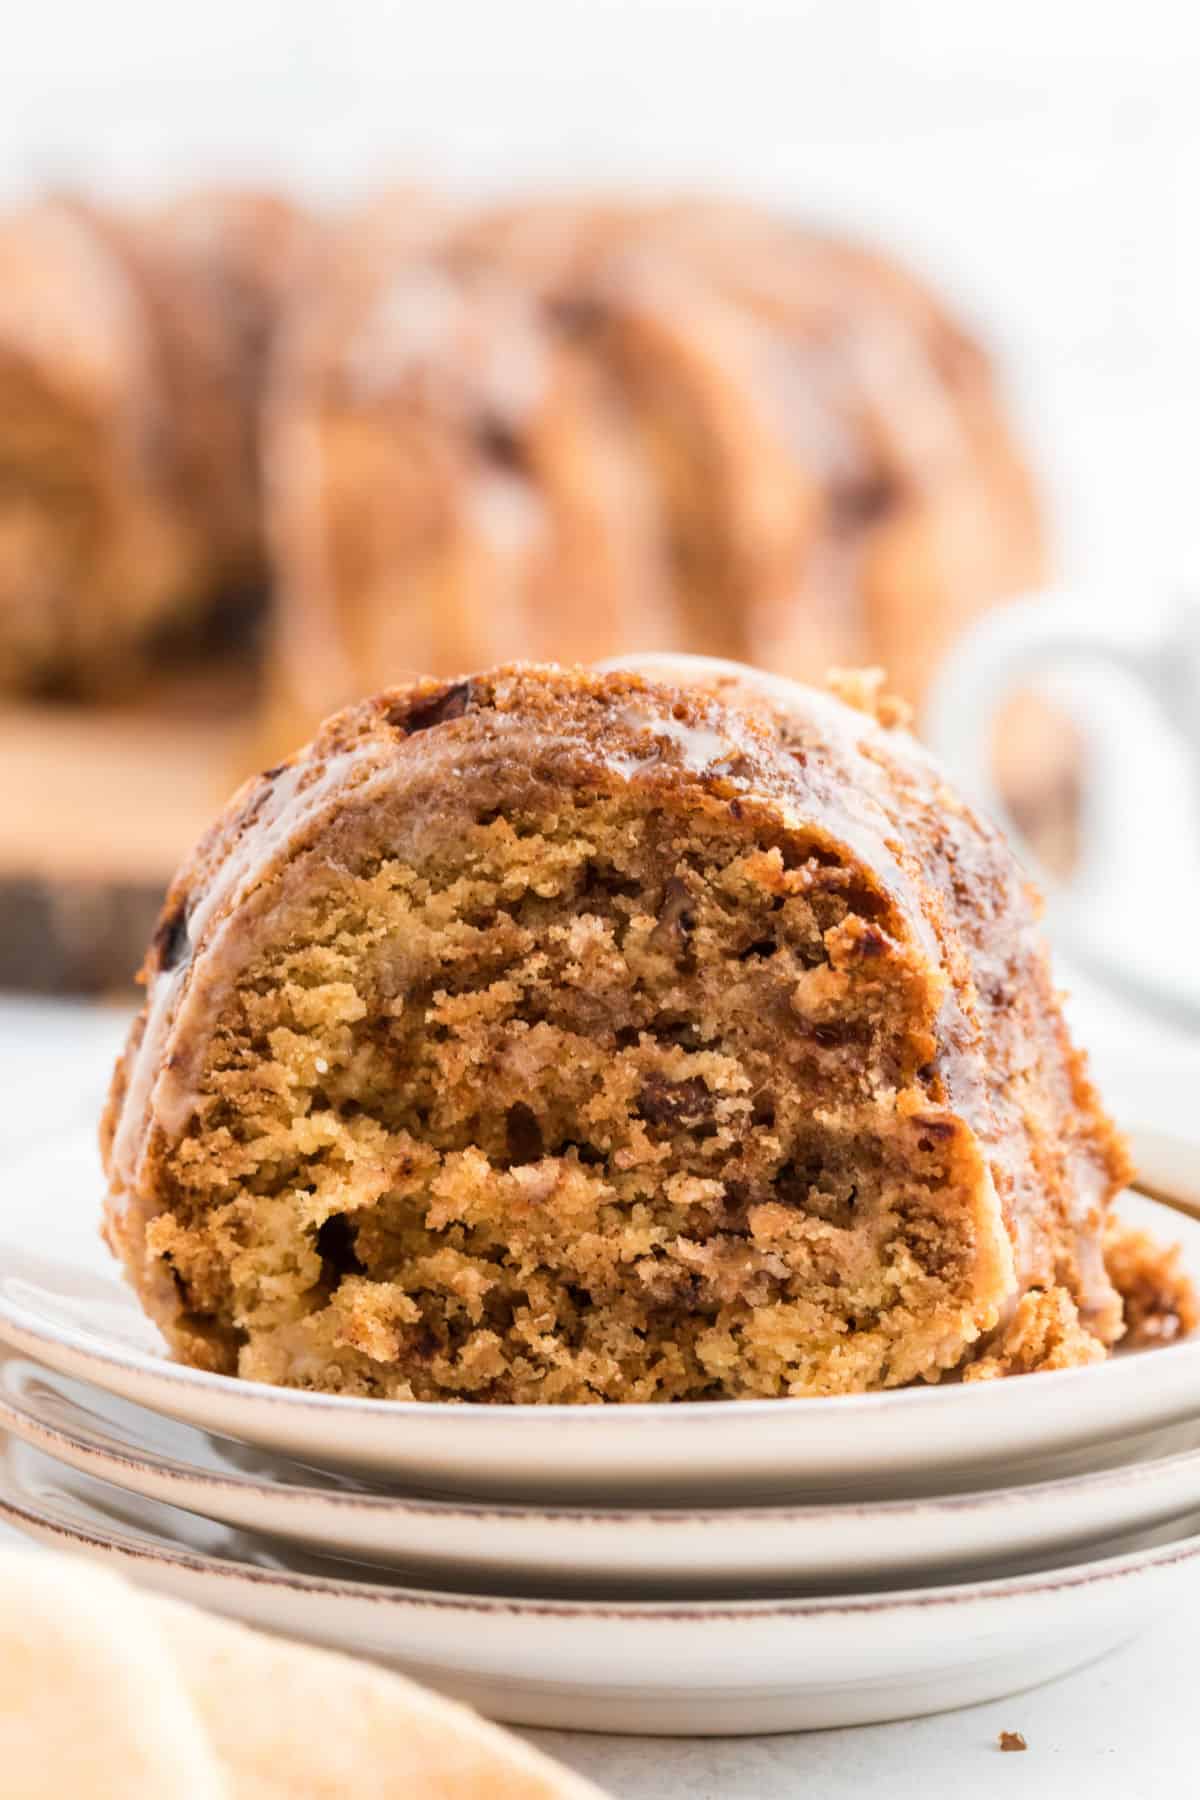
left=924, top=590, right=1200, bottom=1028
left=924, top=591, right=1165, bottom=866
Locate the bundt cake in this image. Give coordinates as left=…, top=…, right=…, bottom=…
left=0, top=184, right=1042, bottom=729
left=0, top=198, right=260, bottom=692
left=262, top=196, right=1044, bottom=749
left=101, top=660, right=1133, bottom=1403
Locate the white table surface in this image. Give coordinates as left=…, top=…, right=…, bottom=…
left=2, top=987, right=1199, bottom=1798
left=522, top=1603, right=1199, bottom=1798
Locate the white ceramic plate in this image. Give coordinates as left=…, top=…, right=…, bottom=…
left=3, top=1124, right=1200, bottom=1501
left=3, top=1437, right=1199, bottom=1737
left=8, top=1355, right=1200, bottom=1596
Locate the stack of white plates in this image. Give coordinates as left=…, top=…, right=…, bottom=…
left=3, top=1121, right=1200, bottom=1735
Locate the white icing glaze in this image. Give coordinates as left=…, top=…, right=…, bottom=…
left=342, top=265, right=461, bottom=399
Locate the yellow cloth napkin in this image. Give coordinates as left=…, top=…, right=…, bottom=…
left=0, top=1549, right=608, bottom=1798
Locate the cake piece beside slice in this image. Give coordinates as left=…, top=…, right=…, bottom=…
left=0, top=198, right=258, bottom=693
left=101, top=662, right=1131, bottom=1401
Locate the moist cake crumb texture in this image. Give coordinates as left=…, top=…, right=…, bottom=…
left=101, top=662, right=1163, bottom=1403
left=1102, top=1222, right=1200, bottom=1349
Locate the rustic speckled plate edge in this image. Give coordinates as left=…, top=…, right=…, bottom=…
left=5, top=1353, right=1200, bottom=1591
left=3, top=1437, right=1200, bottom=1734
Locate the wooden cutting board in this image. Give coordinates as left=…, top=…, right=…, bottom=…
left=0, top=671, right=258, bottom=994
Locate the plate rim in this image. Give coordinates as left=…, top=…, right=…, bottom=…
left=4, top=1459, right=1200, bottom=1620
left=7, top=1357, right=1200, bottom=1529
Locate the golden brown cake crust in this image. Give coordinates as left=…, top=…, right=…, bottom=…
left=1103, top=1220, right=1200, bottom=1348
left=101, top=663, right=1130, bottom=1400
